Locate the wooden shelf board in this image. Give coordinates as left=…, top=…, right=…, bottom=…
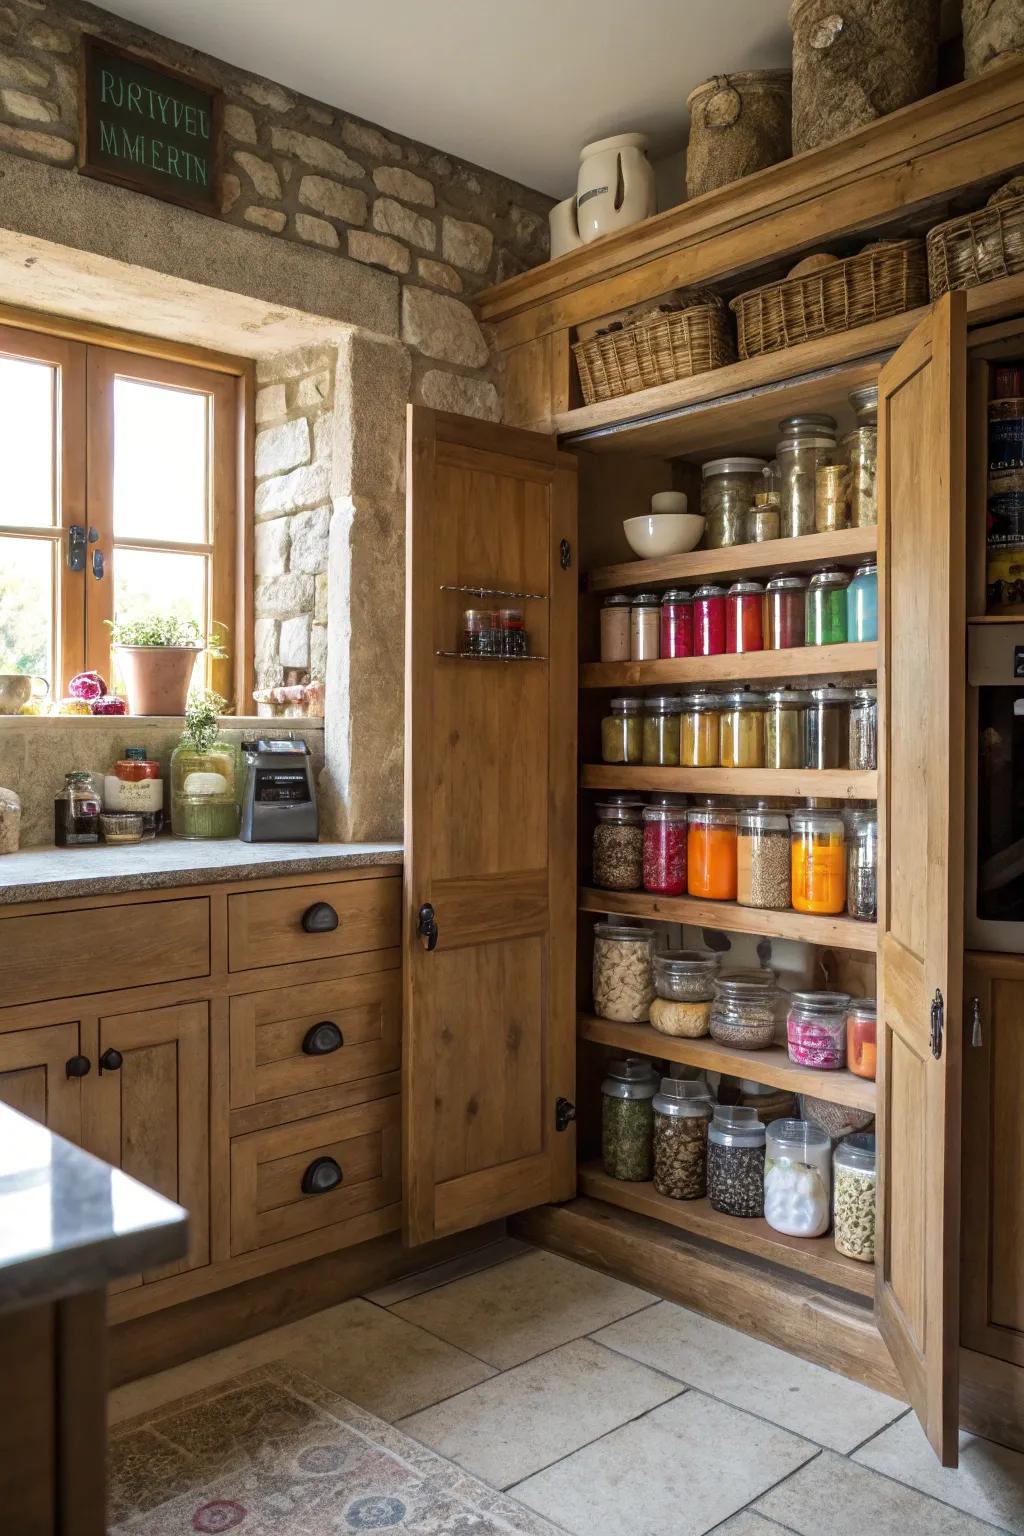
left=581, top=764, right=877, bottom=801
left=578, top=1013, right=877, bottom=1112
left=579, top=888, right=877, bottom=953
left=586, top=528, right=877, bottom=595
left=582, top=641, right=877, bottom=688
left=578, top=1162, right=875, bottom=1299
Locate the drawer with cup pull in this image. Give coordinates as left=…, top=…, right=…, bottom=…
left=229, top=1094, right=400, bottom=1254
left=228, top=970, right=401, bottom=1109
left=226, top=873, right=401, bottom=972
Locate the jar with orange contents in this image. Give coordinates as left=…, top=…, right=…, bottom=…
left=847, top=998, right=877, bottom=1080
left=790, top=808, right=846, bottom=915
left=687, top=807, right=738, bottom=901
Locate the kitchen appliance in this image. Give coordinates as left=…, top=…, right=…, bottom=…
left=967, top=622, right=1024, bottom=951
left=240, top=738, right=318, bottom=843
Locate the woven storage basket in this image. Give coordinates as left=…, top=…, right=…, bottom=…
left=729, top=239, right=927, bottom=360
left=927, top=194, right=1024, bottom=298
left=573, top=302, right=736, bottom=404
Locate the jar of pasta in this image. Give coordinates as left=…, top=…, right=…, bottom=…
left=601, top=697, right=643, bottom=764
left=719, top=690, right=766, bottom=769
left=805, top=686, right=853, bottom=771
left=687, top=806, right=738, bottom=901
left=630, top=593, right=661, bottom=660
left=600, top=593, right=632, bottom=662
left=844, top=386, right=878, bottom=529
left=726, top=580, right=765, bottom=653
left=787, top=990, right=851, bottom=1069
left=847, top=998, right=877, bottom=1080
left=592, top=801, right=643, bottom=891
left=680, top=691, right=721, bottom=767
left=764, top=689, right=808, bottom=770
left=642, top=695, right=684, bottom=767
left=660, top=589, right=693, bottom=659
left=693, top=585, right=727, bottom=656
left=764, top=575, right=807, bottom=650
left=791, top=808, right=847, bottom=915
left=806, top=569, right=850, bottom=646
left=737, top=807, right=791, bottom=910
left=642, top=804, right=688, bottom=895
left=593, top=923, right=655, bottom=1023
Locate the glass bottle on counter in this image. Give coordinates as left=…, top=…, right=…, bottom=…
left=764, top=1119, right=832, bottom=1238
left=805, top=568, right=850, bottom=646
left=764, top=575, right=807, bottom=650
left=844, top=386, right=878, bottom=528
left=736, top=806, right=791, bottom=910
left=846, top=561, right=878, bottom=642
left=642, top=804, right=688, bottom=895
left=806, top=685, right=854, bottom=770
left=104, top=747, right=163, bottom=839
left=833, top=1133, right=877, bottom=1261
left=630, top=593, right=661, bottom=660
left=707, top=1105, right=766, bottom=1218
left=601, top=1057, right=658, bottom=1181
left=847, top=998, right=877, bottom=1080
left=642, top=695, right=684, bottom=766
left=170, top=738, right=239, bottom=840
left=726, top=581, right=765, bottom=653
left=687, top=806, right=738, bottom=900
left=680, top=691, right=721, bottom=767
left=660, top=589, right=694, bottom=659
left=776, top=415, right=837, bottom=538
left=764, top=689, right=809, bottom=769
left=846, top=808, right=878, bottom=920
left=653, top=1079, right=713, bottom=1200
left=600, top=593, right=632, bottom=662
left=592, top=801, right=643, bottom=891
left=693, top=584, right=727, bottom=656
left=700, top=458, right=767, bottom=548
left=791, top=808, right=847, bottom=915
left=849, top=686, right=878, bottom=770
left=719, top=690, right=766, bottom=769
left=54, top=770, right=101, bottom=846
left=787, top=990, right=851, bottom=1069
left=601, top=697, right=644, bottom=764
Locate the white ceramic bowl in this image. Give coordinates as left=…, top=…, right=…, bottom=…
left=623, top=512, right=705, bottom=559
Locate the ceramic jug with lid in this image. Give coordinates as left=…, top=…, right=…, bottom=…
left=576, top=133, right=656, bottom=244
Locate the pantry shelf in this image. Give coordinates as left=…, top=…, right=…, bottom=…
left=582, top=641, right=877, bottom=689
left=585, top=527, right=878, bottom=596
left=581, top=764, right=877, bottom=800
left=578, top=1013, right=877, bottom=1112
left=577, top=1163, right=875, bottom=1299
left=579, top=887, right=876, bottom=951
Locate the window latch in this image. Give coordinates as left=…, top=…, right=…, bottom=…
left=67, top=525, right=87, bottom=572
left=92, top=548, right=105, bottom=580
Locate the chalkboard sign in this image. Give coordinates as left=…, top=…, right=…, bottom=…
left=79, top=36, right=223, bottom=214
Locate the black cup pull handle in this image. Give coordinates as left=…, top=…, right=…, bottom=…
left=302, top=1021, right=344, bottom=1056
left=65, top=1054, right=91, bottom=1079
left=99, top=1048, right=123, bottom=1073
left=301, top=1156, right=343, bottom=1195
left=302, top=901, right=339, bottom=934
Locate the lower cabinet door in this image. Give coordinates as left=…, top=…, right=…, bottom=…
left=0, top=1021, right=84, bottom=1142
left=86, top=1000, right=210, bottom=1287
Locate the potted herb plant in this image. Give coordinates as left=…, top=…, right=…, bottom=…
left=170, top=690, right=240, bottom=840
left=108, top=616, right=225, bottom=716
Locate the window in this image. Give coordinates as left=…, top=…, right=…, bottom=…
left=0, top=321, right=246, bottom=704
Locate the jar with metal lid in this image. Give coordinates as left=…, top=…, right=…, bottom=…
left=737, top=806, right=791, bottom=910
left=687, top=806, right=738, bottom=899
left=660, top=589, right=693, bottom=659
left=593, top=923, right=655, bottom=1023
left=747, top=493, right=781, bottom=543
left=791, top=809, right=847, bottom=915
left=847, top=561, right=878, bottom=643
left=650, top=949, right=718, bottom=1039
left=847, top=998, right=877, bottom=1080
left=707, top=1105, right=766, bottom=1217
left=726, top=580, right=765, bottom=654
left=805, top=568, right=850, bottom=646
left=719, top=690, right=766, bottom=769
left=806, top=685, right=853, bottom=770
left=787, top=990, right=851, bottom=1069
left=737, top=1079, right=797, bottom=1125
left=642, top=695, right=684, bottom=766
left=776, top=415, right=837, bottom=538
left=833, top=1133, right=877, bottom=1261
left=764, top=1119, right=832, bottom=1237
left=54, top=770, right=101, bottom=846
left=844, top=386, right=878, bottom=528
left=847, top=808, right=878, bottom=920
left=600, top=593, right=632, bottom=662
left=630, top=593, right=661, bottom=661
left=593, top=801, right=643, bottom=891
left=693, top=584, right=727, bottom=656
left=764, top=574, right=807, bottom=650
left=701, top=457, right=767, bottom=548
left=764, top=689, right=809, bottom=770
left=601, top=697, right=643, bottom=764
left=642, top=804, right=687, bottom=895
left=680, top=691, right=721, bottom=767
left=462, top=608, right=496, bottom=656
left=849, top=686, right=878, bottom=771
left=653, top=1079, right=713, bottom=1200
left=601, top=1057, right=658, bottom=1181
left=710, top=971, right=779, bottom=1050
left=815, top=462, right=850, bottom=532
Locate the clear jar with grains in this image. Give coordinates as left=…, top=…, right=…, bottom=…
left=791, top=809, right=847, bottom=915
left=833, top=1132, right=877, bottom=1262
left=776, top=415, right=837, bottom=538
left=600, top=593, right=632, bottom=662
left=642, top=805, right=688, bottom=896
left=601, top=696, right=643, bottom=764
left=815, top=462, right=850, bottom=532
left=680, top=691, right=721, bottom=767
left=653, top=1079, right=713, bottom=1200
left=764, top=575, right=807, bottom=650
left=707, top=1105, right=766, bottom=1218
left=849, top=686, right=878, bottom=771
left=592, top=801, right=643, bottom=891
left=764, top=1119, right=832, bottom=1238
left=688, top=806, right=738, bottom=900
left=660, top=589, right=693, bottom=659
left=847, top=808, right=878, bottom=921
left=701, top=457, right=767, bottom=548
left=642, top=695, right=684, bottom=766
left=844, top=386, right=878, bottom=528
left=737, top=807, right=791, bottom=910
left=719, top=690, right=766, bottom=769
left=847, top=997, right=877, bottom=1081
left=787, top=990, right=851, bottom=1070
left=630, top=593, right=661, bottom=660
left=650, top=949, right=718, bottom=1039
left=593, top=923, right=656, bottom=1023
left=710, top=971, right=779, bottom=1051
left=806, top=568, right=850, bottom=646
left=764, top=689, right=809, bottom=770
left=726, top=581, right=765, bottom=653
left=806, top=685, right=853, bottom=770
left=601, top=1058, right=658, bottom=1182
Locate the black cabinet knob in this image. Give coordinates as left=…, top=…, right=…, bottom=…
left=301, top=902, right=339, bottom=934
left=300, top=1156, right=343, bottom=1195
left=65, top=1055, right=91, bottom=1079
left=99, top=1048, right=123, bottom=1072
left=302, top=1021, right=344, bottom=1056
left=417, top=902, right=439, bottom=951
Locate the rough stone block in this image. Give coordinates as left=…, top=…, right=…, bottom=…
left=294, top=212, right=339, bottom=249
left=0, top=10, right=18, bottom=43
left=417, top=257, right=462, bottom=293
left=24, top=22, right=72, bottom=52
left=310, top=621, right=328, bottom=682
left=342, top=119, right=401, bottom=160
left=270, top=127, right=362, bottom=179
left=298, top=175, right=367, bottom=226
left=256, top=416, right=311, bottom=478
left=221, top=173, right=241, bottom=214
left=333, top=332, right=411, bottom=502
left=224, top=104, right=257, bottom=143
left=255, top=573, right=315, bottom=619
left=242, top=78, right=293, bottom=113
left=258, top=346, right=337, bottom=385
left=347, top=230, right=410, bottom=274
left=0, top=123, right=72, bottom=161
left=314, top=570, right=328, bottom=623
left=312, top=414, right=334, bottom=463
left=401, top=286, right=488, bottom=368
left=288, top=503, right=331, bottom=574
left=295, top=370, right=332, bottom=408
left=255, top=383, right=287, bottom=422
left=255, top=462, right=331, bottom=518
left=442, top=214, right=493, bottom=274
left=373, top=165, right=434, bottom=206
left=418, top=369, right=500, bottom=421
left=254, top=617, right=279, bottom=671
left=372, top=197, right=435, bottom=251
left=244, top=206, right=287, bottom=233
left=280, top=613, right=312, bottom=669
left=0, top=89, right=55, bottom=122
left=255, top=517, right=289, bottom=577
left=233, top=150, right=281, bottom=200
left=0, top=49, right=48, bottom=89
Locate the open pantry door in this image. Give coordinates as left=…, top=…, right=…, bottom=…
left=403, top=408, right=578, bottom=1246
left=876, top=290, right=967, bottom=1466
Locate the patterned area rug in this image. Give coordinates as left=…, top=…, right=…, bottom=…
left=108, top=1362, right=562, bottom=1535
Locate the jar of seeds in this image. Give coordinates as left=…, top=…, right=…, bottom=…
left=710, top=971, right=780, bottom=1050
left=653, top=1079, right=713, bottom=1200
left=593, top=801, right=644, bottom=891
left=593, top=923, right=656, bottom=1023
left=601, top=1057, right=659, bottom=1181
left=846, top=809, right=878, bottom=921
left=736, top=807, right=791, bottom=910
left=833, top=1132, right=877, bottom=1262
left=707, top=1105, right=766, bottom=1217
left=849, top=687, right=878, bottom=771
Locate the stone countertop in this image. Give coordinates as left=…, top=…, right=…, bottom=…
left=0, top=1102, right=187, bottom=1314
left=0, top=838, right=403, bottom=905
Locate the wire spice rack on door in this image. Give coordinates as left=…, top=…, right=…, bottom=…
left=437, top=583, right=549, bottom=661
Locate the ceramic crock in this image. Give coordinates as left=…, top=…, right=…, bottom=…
left=548, top=195, right=582, bottom=259
left=576, top=133, right=656, bottom=244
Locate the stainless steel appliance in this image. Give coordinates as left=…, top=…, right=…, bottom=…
left=240, top=738, right=318, bottom=843
left=967, top=623, right=1024, bottom=952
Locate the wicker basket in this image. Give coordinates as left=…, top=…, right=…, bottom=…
left=729, top=239, right=927, bottom=360
left=927, top=194, right=1024, bottom=298
left=573, top=302, right=736, bottom=404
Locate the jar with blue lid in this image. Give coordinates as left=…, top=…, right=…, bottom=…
left=847, top=561, right=878, bottom=643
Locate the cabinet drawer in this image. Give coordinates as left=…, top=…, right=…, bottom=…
left=230, top=1095, right=401, bottom=1254
left=0, top=897, right=209, bottom=1007
left=229, top=970, right=401, bottom=1108
left=227, top=875, right=400, bottom=972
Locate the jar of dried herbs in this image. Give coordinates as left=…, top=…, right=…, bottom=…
left=833, top=1132, right=877, bottom=1262
left=653, top=1079, right=713, bottom=1200
left=593, top=923, right=656, bottom=1023
left=593, top=801, right=644, bottom=891
left=602, top=1057, right=659, bottom=1181
left=843, top=386, right=878, bottom=529
left=776, top=415, right=837, bottom=539
left=707, top=1105, right=766, bottom=1217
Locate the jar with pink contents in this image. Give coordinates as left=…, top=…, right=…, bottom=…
left=660, top=589, right=694, bottom=659
left=642, top=804, right=688, bottom=895
left=786, top=991, right=851, bottom=1070
left=693, top=585, right=727, bottom=656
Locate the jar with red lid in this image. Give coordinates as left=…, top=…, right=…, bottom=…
left=660, top=589, right=693, bottom=659
left=103, top=747, right=163, bottom=839
left=764, top=575, right=807, bottom=650
left=726, top=580, right=765, bottom=654
left=693, top=584, right=727, bottom=656
left=497, top=608, right=527, bottom=657
left=642, top=805, right=688, bottom=895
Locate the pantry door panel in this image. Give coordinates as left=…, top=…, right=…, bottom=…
left=876, top=291, right=967, bottom=1466
left=404, top=408, right=577, bottom=1246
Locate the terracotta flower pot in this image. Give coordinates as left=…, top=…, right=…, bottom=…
left=114, top=646, right=200, bottom=716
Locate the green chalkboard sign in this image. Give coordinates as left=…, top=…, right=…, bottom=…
left=79, top=36, right=223, bottom=214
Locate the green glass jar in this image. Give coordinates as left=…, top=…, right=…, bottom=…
left=170, top=740, right=240, bottom=839
left=805, top=569, right=850, bottom=646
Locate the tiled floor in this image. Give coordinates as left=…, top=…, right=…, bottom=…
left=111, top=1239, right=1024, bottom=1535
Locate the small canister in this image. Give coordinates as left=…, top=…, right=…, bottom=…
left=725, top=581, right=765, bottom=654
left=833, top=1132, right=877, bottom=1261
left=844, top=386, right=878, bottom=528
left=601, top=1057, right=659, bottom=1181
left=764, top=688, right=809, bottom=770
left=660, top=588, right=694, bottom=659
left=764, top=575, right=807, bottom=650
left=600, top=593, right=632, bottom=662
left=693, top=584, right=727, bottom=656
left=747, top=492, right=781, bottom=543
left=815, top=462, right=850, bottom=533
left=601, top=697, right=644, bottom=764
left=642, top=804, right=688, bottom=896
left=806, top=685, right=854, bottom=770
left=592, top=801, right=643, bottom=891
left=642, top=694, right=684, bottom=767
left=680, top=691, right=721, bottom=768
left=653, top=1078, right=713, bottom=1201
left=847, top=998, right=877, bottom=1081
left=718, top=689, right=766, bottom=769
left=849, top=686, right=878, bottom=771
left=497, top=608, right=527, bottom=657
left=764, top=1119, right=831, bottom=1237
left=462, top=608, right=495, bottom=656
left=847, top=561, right=878, bottom=643
left=630, top=593, right=661, bottom=661
left=806, top=569, right=850, bottom=646
left=707, top=1105, right=766, bottom=1218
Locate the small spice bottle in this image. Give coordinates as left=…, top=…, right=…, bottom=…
left=726, top=581, right=765, bottom=654
left=687, top=806, right=738, bottom=901
left=833, top=1133, right=877, bottom=1261
left=737, top=806, right=791, bottom=910
left=806, top=569, right=850, bottom=646
left=791, top=808, right=847, bottom=915
left=497, top=608, right=527, bottom=657
left=680, top=691, right=721, bottom=767
left=764, top=575, right=807, bottom=650
left=601, top=697, right=644, bottom=764
left=787, top=990, right=851, bottom=1069
left=707, top=1105, right=766, bottom=1218
left=104, top=746, right=164, bottom=839
left=642, top=804, right=688, bottom=895
left=806, top=686, right=853, bottom=771
left=630, top=593, right=661, bottom=661
left=653, top=1079, right=713, bottom=1200
left=693, top=584, right=727, bottom=656
left=660, top=589, right=694, bottom=659
left=600, top=593, right=632, bottom=662
left=847, top=998, right=877, bottom=1080
left=846, top=561, right=878, bottom=643
left=718, top=690, right=766, bottom=769
left=764, top=689, right=809, bottom=770
left=592, top=802, right=644, bottom=891
left=462, top=608, right=495, bottom=656
left=642, top=695, right=684, bottom=766
left=601, top=1057, right=658, bottom=1182
left=849, top=687, right=878, bottom=771
left=54, top=770, right=102, bottom=846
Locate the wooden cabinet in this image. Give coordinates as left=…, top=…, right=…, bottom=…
left=0, top=1022, right=84, bottom=1142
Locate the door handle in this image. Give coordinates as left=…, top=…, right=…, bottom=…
left=65, top=1054, right=91, bottom=1079
left=929, top=989, right=944, bottom=1060
left=969, top=995, right=983, bottom=1048
left=301, top=901, right=338, bottom=933
left=301, top=1156, right=343, bottom=1195
left=417, top=902, right=438, bottom=951
left=302, top=1021, right=344, bottom=1055
left=91, top=548, right=105, bottom=580
left=99, top=1047, right=123, bottom=1072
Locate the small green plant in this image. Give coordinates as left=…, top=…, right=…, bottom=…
left=181, top=689, right=227, bottom=753
left=107, top=616, right=228, bottom=658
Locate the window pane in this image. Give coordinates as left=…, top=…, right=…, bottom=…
left=0, top=356, right=55, bottom=528
left=114, top=547, right=208, bottom=694
left=0, top=536, right=54, bottom=687
left=114, top=379, right=209, bottom=543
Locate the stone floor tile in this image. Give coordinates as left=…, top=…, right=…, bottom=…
left=711, top=1516, right=797, bottom=1535
left=365, top=1236, right=530, bottom=1305
left=396, top=1337, right=683, bottom=1488
left=757, top=1448, right=1005, bottom=1535
left=511, top=1390, right=816, bottom=1536
left=391, top=1249, right=657, bottom=1369
left=594, top=1300, right=906, bottom=1453
left=854, top=1411, right=1024, bottom=1533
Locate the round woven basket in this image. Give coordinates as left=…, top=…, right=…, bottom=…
left=685, top=71, right=792, bottom=200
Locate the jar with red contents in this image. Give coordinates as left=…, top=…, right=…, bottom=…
left=764, top=575, right=807, bottom=650
left=660, top=589, right=694, bottom=659
left=693, top=584, right=727, bottom=656
left=642, top=804, right=688, bottom=895
left=103, top=747, right=164, bottom=839
left=726, top=580, right=765, bottom=654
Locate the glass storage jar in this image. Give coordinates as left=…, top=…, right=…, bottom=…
left=680, top=691, right=721, bottom=767
left=833, top=1132, right=877, bottom=1261
left=844, top=385, right=878, bottom=528
left=653, top=1079, right=713, bottom=1200
left=719, top=690, right=766, bottom=769
left=601, top=1058, right=658, bottom=1181
left=710, top=971, right=779, bottom=1050
left=764, top=574, right=807, bottom=650
left=815, top=461, right=850, bottom=532
left=593, top=923, right=656, bottom=1023
left=497, top=608, right=527, bottom=657
left=593, top=801, right=643, bottom=891
left=707, top=1105, right=766, bottom=1217
left=54, top=770, right=102, bottom=846
left=776, top=415, right=837, bottom=538
left=104, top=746, right=163, bottom=839
left=642, top=804, right=687, bottom=895
left=600, top=593, right=632, bottom=662
left=787, top=989, right=851, bottom=1069
left=747, top=492, right=781, bottom=543
left=791, top=808, right=847, bottom=914
left=650, top=949, right=718, bottom=1038
left=847, top=998, right=877, bottom=1080
left=630, top=593, right=661, bottom=660
left=737, top=807, right=791, bottom=910
left=726, top=580, right=765, bottom=653
left=846, top=808, right=878, bottom=920
left=660, top=589, right=693, bottom=659
left=170, top=741, right=240, bottom=840
left=642, top=695, right=684, bottom=766
left=687, top=807, right=738, bottom=900
left=806, top=685, right=853, bottom=770
left=805, top=569, right=850, bottom=646
left=601, top=697, right=644, bottom=764
left=701, top=457, right=767, bottom=548
left=849, top=686, right=878, bottom=771
left=847, top=560, right=878, bottom=642
left=693, top=584, right=727, bottom=656
left=764, top=1119, right=832, bottom=1237
left=764, top=689, right=809, bottom=770
left=462, top=608, right=496, bottom=656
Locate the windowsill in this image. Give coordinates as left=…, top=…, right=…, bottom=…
left=0, top=715, right=325, bottom=729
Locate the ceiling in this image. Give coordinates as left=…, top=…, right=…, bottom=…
left=104, top=0, right=793, bottom=198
